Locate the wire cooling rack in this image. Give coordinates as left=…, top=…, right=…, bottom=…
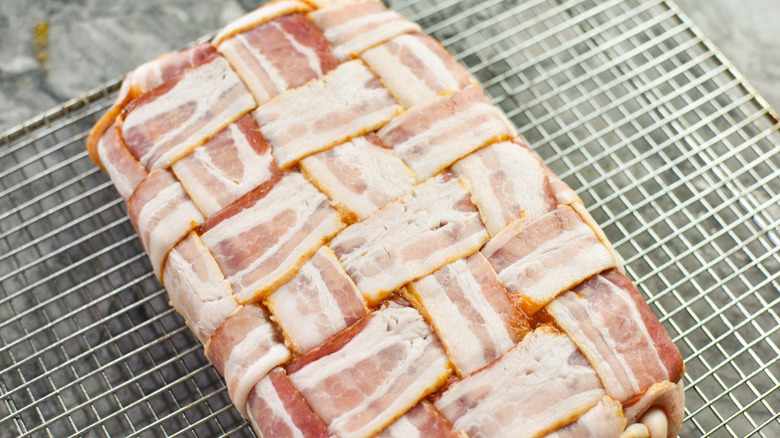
left=1, top=0, right=778, bottom=436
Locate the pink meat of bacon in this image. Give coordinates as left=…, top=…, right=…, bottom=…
left=378, top=85, right=514, bottom=182
left=435, top=326, right=605, bottom=438
left=253, top=59, right=401, bottom=169
left=266, top=246, right=367, bottom=354
left=310, top=0, right=421, bottom=61
left=543, top=396, right=626, bottom=438
left=408, top=252, right=522, bottom=377
left=300, top=133, right=416, bottom=220
left=205, top=304, right=290, bottom=418
left=95, top=122, right=148, bottom=201
left=376, top=401, right=463, bottom=438
left=546, top=270, right=685, bottom=403
left=172, top=114, right=277, bottom=217
left=288, top=302, right=451, bottom=438
left=246, top=367, right=330, bottom=438
left=453, top=140, right=558, bottom=236
left=122, top=54, right=257, bottom=170
left=330, top=171, right=488, bottom=304
left=162, top=232, right=237, bottom=344
left=481, top=205, right=616, bottom=315
left=218, top=13, right=339, bottom=105
left=200, top=172, right=344, bottom=303
left=362, top=32, right=473, bottom=108
left=127, top=169, right=205, bottom=280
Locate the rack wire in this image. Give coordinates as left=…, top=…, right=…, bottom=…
left=1, top=0, right=778, bottom=436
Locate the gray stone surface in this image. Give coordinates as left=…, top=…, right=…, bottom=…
left=0, top=0, right=778, bottom=132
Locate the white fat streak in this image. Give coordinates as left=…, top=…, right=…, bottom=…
left=97, top=135, right=140, bottom=201
left=377, top=415, right=422, bottom=438
left=277, top=21, right=323, bottom=78
left=290, top=305, right=448, bottom=438
left=382, top=101, right=509, bottom=181
left=248, top=374, right=306, bottom=438
left=201, top=173, right=340, bottom=302
left=219, top=35, right=287, bottom=104
left=544, top=397, right=625, bottom=438
left=123, top=57, right=256, bottom=170
left=435, top=329, right=604, bottom=438
left=173, top=123, right=274, bottom=217
left=331, top=175, right=488, bottom=301
left=363, top=34, right=462, bottom=108
left=496, top=211, right=615, bottom=303
left=255, top=60, right=400, bottom=168
left=163, top=234, right=236, bottom=343
left=214, top=0, right=311, bottom=45
left=453, top=142, right=551, bottom=236
left=414, top=259, right=513, bottom=376
left=226, top=320, right=291, bottom=417
left=269, top=250, right=351, bottom=352
left=318, top=10, right=421, bottom=61
left=300, top=136, right=416, bottom=218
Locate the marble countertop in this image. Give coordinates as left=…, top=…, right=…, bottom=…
left=1, top=0, right=778, bottom=132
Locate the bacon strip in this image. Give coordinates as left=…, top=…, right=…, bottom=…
left=543, top=397, right=625, bottom=438
left=623, top=381, right=684, bottom=438
left=434, top=327, right=605, bottom=438
left=205, top=305, right=290, bottom=418
left=409, top=253, right=522, bottom=377
left=219, top=13, right=338, bottom=105
left=289, top=302, right=451, bottom=438
left=362, top=33, right=473, bottom=108
left=453, top=140, right=557, bottom=236
left=481, top=205, right=617, bottom=315
left=213, top=0, right=313, bottom=45
left=300, top=133, right=416, bottom=220
left=254, top=60, right=401, bottom=168
left=378, top=85, right=513, bottom=182
left=310, top=0, right=421, bottom=61
left=201, top=172, right=344, bottom=303
left=266, top=246, right=367, bottom=354
left=162, top=232, right=237, bottom=344
left=330, top=172, right=488, bottom=304
left=127, top=169, right=205, bottom=279
left=122, top=55, right=257, bottom=170
left=172, top=114, right=276, bottom=217
left=546, top=270, right=684, bottom=403
left=96, top=123, right=148, bottom=201
left=246, top=368, right=330, bottom=438
left=376, top=401, right=462, bottom=438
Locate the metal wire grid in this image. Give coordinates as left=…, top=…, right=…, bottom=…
left=0, top=0, right=777, bottom=436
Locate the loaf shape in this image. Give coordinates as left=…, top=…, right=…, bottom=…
left=87, top=1, right=685, bottom=437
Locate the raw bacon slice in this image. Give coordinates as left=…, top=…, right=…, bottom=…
left=246, top=368, right=330, bottom=438
left=623, top=381, right=685, bottom=438
left=122, top=55, right=257, bottom=170
left=205, top=304, right=291, bottom=418
left=378, top=85, right=513, bottom=182
left=200, top=172, right=344, bottom=303
left=362, top=33, right=473, bottom=108
left=408, top=252, right=523, bottom=377
left=310, top=0, right=421, bottom=61
left=453, top=139, right=558, bottom=236
left=546, top=270, right=684, bottom=402
left=127, top=169, right=205, bottom=280
left=172, top=114, right=276, bottom=217
left=95, top=122, right=148, bottom=201
left=543, top=397, right=626, bottom=438
left=481, top=205, right=617, bottom=315
left=218, top=13, right=339, bottom=105
left=434, top=326, right=606, bottom=438
left=253, top=59, right=401, bottom=168
left=266, top=246, right=367, bottom=354
left=376, top=401, right=463, bottom=438
left=213, top=0, right=313, bottom=45
left=289, top=302, right=451, bottom=438
left=330, top=172, right=488, bottom=304
left=162, top=232, right=238, bottom=344
left=87, top=43, right=217, bottom=168
left=300, top=133, right=416, bottom=220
